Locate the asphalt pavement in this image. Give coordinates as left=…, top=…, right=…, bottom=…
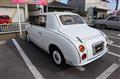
left=0, top=40, right=34, bottom=79
left=0, top=28, right=120, bottom=79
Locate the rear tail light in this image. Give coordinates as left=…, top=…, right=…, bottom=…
left=82, top=53, right=87, bottom=60
left=79, top=45, right=85, bottom=52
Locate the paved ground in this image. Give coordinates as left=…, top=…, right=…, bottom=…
left=0, top=40, right=34, bottom=79
left=0, top=28, right=120, bottom=79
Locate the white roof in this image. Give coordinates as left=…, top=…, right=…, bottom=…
left=42, top=12, right=78, bottom=16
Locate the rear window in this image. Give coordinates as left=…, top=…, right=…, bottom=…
left=60, top=15, right=84, bottom=25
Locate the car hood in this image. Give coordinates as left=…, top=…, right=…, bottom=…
left=59, top=24, right=101, bottom=41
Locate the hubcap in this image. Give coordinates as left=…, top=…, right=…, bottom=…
left=53, top=51, right=61, bottom=65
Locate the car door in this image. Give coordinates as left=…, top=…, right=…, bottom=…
left=29, top=25, right=41, bottom=46
left=28, top=15, right=47, bottom=48
left=118, top=17, right=120, bottom=30
left=33, top=15, right=47, bottom=49
left=114, top=17, right=120, bottom=30
left=106, top=16, right=116, bottom=29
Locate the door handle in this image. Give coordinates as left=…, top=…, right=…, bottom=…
left=38, top=32, right=42, bottom=34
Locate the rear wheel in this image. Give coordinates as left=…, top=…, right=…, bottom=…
left=26, top=31, right=31, bottom=42
left=50, top=47, right=65, bottom=67
left=100, top=24, right=107, bottom=29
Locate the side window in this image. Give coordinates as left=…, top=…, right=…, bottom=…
left=114, top=17, right=119, bottom=21
left=33, top=15, right=47, bottom=28
left=107, top=17, right=115, bottom=21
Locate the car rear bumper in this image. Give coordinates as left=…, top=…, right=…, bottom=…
left=71, top=48, right=108, bottom=66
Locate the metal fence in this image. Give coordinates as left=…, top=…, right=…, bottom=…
left=0, top=22, right=28, bottom=34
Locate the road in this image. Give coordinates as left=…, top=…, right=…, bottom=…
left=0, top=28, right=120, bottom=79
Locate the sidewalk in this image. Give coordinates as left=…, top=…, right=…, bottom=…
left=0, top=40, right=34, bottom=79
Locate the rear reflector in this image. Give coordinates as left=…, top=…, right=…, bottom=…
left=82, top=54, right=87, bottom=60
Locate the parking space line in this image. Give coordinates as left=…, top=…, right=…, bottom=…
left=12, top=39, right=44, bottom=79
left=118, top=34, right=120, bottom=37
left=96, top=63, right=120, bottom=79
left=109, top=43, right=120, bottom=48
left=108, top=36, right=120, bottom=40
left=108, top=40, right=114, bottom=44
left=76, top=66, right=86, bottom=71
left=108, top=52, right=120, bottom=58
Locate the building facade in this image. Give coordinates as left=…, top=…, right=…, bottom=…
left=68, top=0, right=109, bottom=18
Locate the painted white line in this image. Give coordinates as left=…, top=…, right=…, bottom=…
left=108, top=40, right=114, bottom=44
left=109, top=43, right=120, bottom=48
left=108, top=36, right=120, bottom=40
left=12, top=39, right=44, bottom=79
left=108, top=52, right=120, bottom=58
left=96, top=63, right=120, bottom=79
left=118, top=34, right=120, bottom=37
left=76, top=66, right=86, bottom=71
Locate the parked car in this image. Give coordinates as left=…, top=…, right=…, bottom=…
left=94, top=15, right=120, bottom=30
left=0, top=15, right=12, bottom=24
left=26, top=12, right=108, bottom=67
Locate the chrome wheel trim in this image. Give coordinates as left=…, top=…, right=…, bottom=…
left=53, top=51, right=62, bottom=65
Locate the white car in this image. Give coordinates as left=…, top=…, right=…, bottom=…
left=94, top=16, right=120, bottom=30
left=26, top=12, right=108, bottom=67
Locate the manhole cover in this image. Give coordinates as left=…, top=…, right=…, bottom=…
left=0, top=41, right=7, bottom=44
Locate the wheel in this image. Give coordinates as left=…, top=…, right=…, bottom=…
left=100, top=24, right=107, bottom=29
left=26, top=31, right=31, bottom=42
left=51, top=48, right=65, bottom=67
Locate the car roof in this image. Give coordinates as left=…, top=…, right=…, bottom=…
left=41, top=12, right=78, bottom=16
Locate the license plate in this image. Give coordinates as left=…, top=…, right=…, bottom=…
left=93, top=41, right=104, bottom=55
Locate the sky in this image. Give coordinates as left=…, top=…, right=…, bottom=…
left=59, top=0, right=120, bottom=12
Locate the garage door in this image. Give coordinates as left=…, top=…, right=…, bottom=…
left=0, top=7, right=25, bottom=22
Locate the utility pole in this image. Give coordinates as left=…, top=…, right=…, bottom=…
left=115, top=0, right=119, bottom=10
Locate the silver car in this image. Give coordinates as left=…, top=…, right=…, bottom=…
left=94, top=16, right=120, bottom=30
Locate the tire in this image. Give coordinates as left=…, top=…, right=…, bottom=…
left=100, top=24, right=107, bottom=29
left=26, top=31, right=31, bottom=42
left=51, top=47, right=65, bottom=67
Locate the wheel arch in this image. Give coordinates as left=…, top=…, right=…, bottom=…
left=49, top=44, right=62, bottom=54
left=49, top=44, right=66, bottom=62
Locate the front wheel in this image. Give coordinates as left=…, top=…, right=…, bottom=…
left=100, top=24, right=107, bottom=29
left=26, top=31, right=31, bottom=42
left=51, top=48, right=65, bottom=67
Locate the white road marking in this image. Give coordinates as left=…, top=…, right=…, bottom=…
left=109, top=43, right=120, bottom=48
left=108, top=40, right=114, bottom=44
left=96, top=63, right=120, bottom=79
left=76, top=66, right=86, bottom=71
left=12, top=39, right=44, bottom=79
left=108, top=52, right=120, bottom=58
left=118, top=34, right=120, bottom=37
left=108, top=36, right=120, bottom=40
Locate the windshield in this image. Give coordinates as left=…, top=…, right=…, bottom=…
left=60, top=15, right=84, bottom=25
